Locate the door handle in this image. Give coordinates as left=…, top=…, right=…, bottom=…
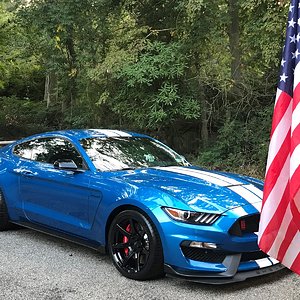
left=19, top=170, right=35, bottom=177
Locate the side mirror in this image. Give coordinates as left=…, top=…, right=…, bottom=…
left=54, top=159, right=78, bottom=171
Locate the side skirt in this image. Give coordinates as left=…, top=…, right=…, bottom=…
left=9, top=220, right=107, bottom=254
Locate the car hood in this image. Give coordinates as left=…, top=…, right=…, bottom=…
left=113, top=166, right=263, bottom=214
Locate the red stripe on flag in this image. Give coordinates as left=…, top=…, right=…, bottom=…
left=259, top=184, right=290, bottom=253
left=293, top=83, right=300, bottom=110
left=271, top=91, right=292, bottom=137
left=262, top=131, right=290, bottom=204
left=277, top=221, right=298, bottom=262
left=290, top=199, right=300, bottom=231
left=291, top=123, right=300, bottom=153
left=290, top=165, right=300, bottom=197
left=259, top=0, right=300, bottom=276
left=290, top=252, right=300, bottom=275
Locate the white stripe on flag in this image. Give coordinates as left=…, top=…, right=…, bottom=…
left=275, top=88, right=282, bottom=106
left=266, top=101, right=292, bottom=172
left=267, top=204, right=292, bottom=259
left=258, top=156, right=290, bottom=242
left=282, top=231, right=300, bottom=268
left=290, top=144, right=300, bottom=177
left=293, top=62, right=300, bottom=91
left=291, top=102, right=300, bottom=132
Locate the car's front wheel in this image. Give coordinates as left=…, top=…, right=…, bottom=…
left=108, top=210, right=164, bottom=280
left=0, top=191, right=11, bottom=231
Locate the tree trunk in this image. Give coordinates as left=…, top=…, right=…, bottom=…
left=198, top=77, right=208, bottom=147
left=44, top=72, right=58, bottom=108
left=194, top=55, right=209, bottom=148
left=227, top=0, right=242, bottom=123
left=228, top=0, right=241, bottom=86
left=64, top=26, right=77, bottom=113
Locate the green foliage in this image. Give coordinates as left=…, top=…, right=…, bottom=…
left=196, top=104, right=273, bottom=177
left=0, top=97, right=49, bottom=137
left=0, top=0, right=289, bottom=175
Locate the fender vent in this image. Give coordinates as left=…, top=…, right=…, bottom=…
left=229, top=214, right=260, bottom=236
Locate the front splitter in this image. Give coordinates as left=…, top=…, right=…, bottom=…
left=164, top=263, right=286, bottom=284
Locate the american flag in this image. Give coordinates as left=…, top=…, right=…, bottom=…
left=258, top=0, right=300, bottom=274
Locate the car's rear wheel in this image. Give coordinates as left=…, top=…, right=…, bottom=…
left=108, top=210, right=164, bottom=280
left=0, top=191, right=11, bottom=231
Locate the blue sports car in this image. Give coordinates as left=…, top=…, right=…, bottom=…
left=0, top=129, right=284, bottom=283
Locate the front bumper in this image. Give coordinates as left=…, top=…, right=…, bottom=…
left=164, top=254, right=285, bottom=284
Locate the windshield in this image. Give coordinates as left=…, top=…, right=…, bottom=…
left=80, top=137, right=188, bottom=171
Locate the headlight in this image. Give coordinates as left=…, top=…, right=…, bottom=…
left=162, top=207, right=220, bottom=225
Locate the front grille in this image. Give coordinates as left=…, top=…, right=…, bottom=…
left=229, top=214, right=260, bottom=236
left=241, top=250, right=268, bottom=262
left=181, top=246, right=227, bottom=263
left=181, top=246, right=269, bottom=264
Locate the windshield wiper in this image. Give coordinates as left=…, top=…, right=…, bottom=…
left=118, top=167, right=137, bottom=171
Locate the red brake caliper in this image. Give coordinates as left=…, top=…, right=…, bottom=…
left=123, top=224, right=131, bottom=256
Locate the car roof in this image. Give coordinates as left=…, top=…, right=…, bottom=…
left=15, top=129, right=151, bottom=143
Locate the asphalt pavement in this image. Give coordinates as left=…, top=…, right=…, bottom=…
left=0, top=228, right=298, bottom=300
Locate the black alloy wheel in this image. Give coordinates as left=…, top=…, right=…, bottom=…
left=0, top=190, right=11, bottom=231
left=108, top=210, right=164, bottom=280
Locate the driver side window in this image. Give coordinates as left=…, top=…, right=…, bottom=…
left=14, top=137, right=87, bottom=169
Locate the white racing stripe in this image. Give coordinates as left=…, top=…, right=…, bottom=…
left=229, top=185, right=262, bottom=212
left=255, top=258, right=272, bottom=268
left=160, top=167, right=262, bottom=212
left=231, top=206, right=248, bottom=218
left=189, top=170, right=243, bottom=186
left=243, top=184, right=263, bottom=199
left=269, top=257, right=280, bottom=265
left=160, top=166, right=229, bottom=186
left=91, top=129, right=131, bottom=137
left=111, top=130, right=132, bottom=137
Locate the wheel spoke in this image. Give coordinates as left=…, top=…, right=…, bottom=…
left=112, top=242, right=129, bottom=250
left=129, top=218, right=136, bottom=234
left=109, top=211, right=162, bottom=278
left=136, top=227, right=146, bottom=238
left=122, top=249, right=135, bottom=267
left=135, top=251, right=141, bottom=272
left=141, top=247, right=150, bottom=260
left=116, top=224, right=131, bottom=238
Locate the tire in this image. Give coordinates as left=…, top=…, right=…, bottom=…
left=0, top=191, right=10, bottom=231
left=108, top=210, right=164, bottom=280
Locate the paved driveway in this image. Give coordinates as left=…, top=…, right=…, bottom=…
left=0, top=229, right=298, bottom=300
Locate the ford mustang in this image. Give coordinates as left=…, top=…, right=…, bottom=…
left=0, top=129, right=284, bottom=283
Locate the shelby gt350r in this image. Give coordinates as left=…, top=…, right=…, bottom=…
left=0, top=129, right=284, bottom=283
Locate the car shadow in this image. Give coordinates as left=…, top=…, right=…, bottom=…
left=11, top=228, right=293, bottom=289
left=13, top=228, right=111, bottom=261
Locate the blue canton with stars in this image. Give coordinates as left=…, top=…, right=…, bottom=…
left=279, top=0, right=300, bottom=96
